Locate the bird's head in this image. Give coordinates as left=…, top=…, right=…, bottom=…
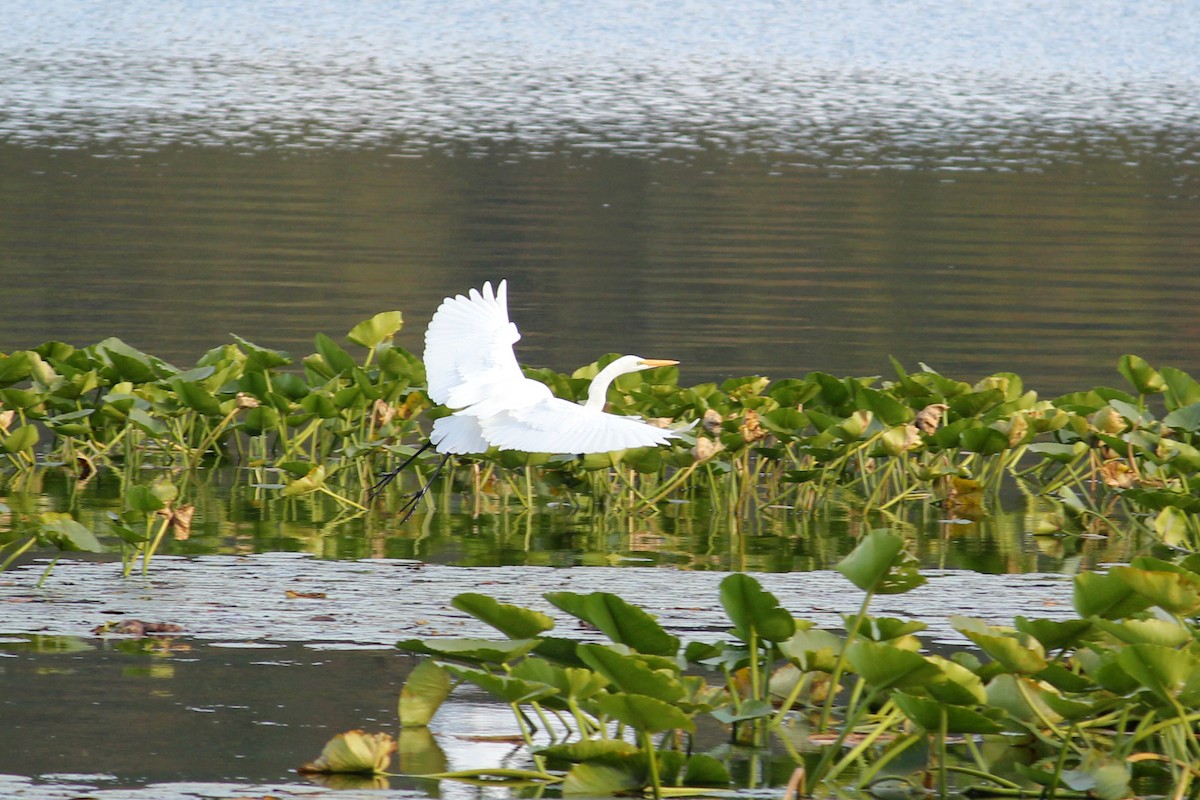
left=584, top=355, right=680, bottom=410
left=611, top=355, right=679, bottom=376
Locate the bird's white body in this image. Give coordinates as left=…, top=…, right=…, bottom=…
left=424, top=280, right=685, bottom=455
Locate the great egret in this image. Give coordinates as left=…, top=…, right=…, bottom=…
left=370, top=279, right=690, bottom=517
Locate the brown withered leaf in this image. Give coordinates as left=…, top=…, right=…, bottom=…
left=395, top=391, right=428, bottom=421
left=1090, top=406, right=1126, bottom=435
left=0, top=409, right=13, bottom=433
left=455, top=733, right=526, bottom=743
left=702, top=408, right=724, bottom=434
left=739, top=409, right=767, bottom=443
left=299, top=730, right=395, bottom=775
left=939, top=475, right=985, bottom=519
left=1099, top=460, right=1137, bottom=489
left=1004, top=412, right=1029, bottom=446
left=372, top=399, right=396, bottom=427
left=74, top=454, right=97, bottom=482
left=693, top=437, right=724, bottom=462
left=914, top=403, right=949, bottom=435
left=286, top=590, right=328, bottom=599
left=235, top=392, right=261, bottom=410
left=95, top=619, right=185, bottom=636
left=171, top=504, right=195, bottom=540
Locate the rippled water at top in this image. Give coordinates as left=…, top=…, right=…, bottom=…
left=4, top=1, right=1199, bottom=160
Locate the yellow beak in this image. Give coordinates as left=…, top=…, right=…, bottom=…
left=639, top=359, right=679, bottom=368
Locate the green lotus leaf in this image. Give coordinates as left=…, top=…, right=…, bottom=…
left=1090, top=617, right=1192, bottom=648
left=510, top=660, right=608, bottom=710
left=854, top=385, right=913, bottom=426
left=1162, top=367, right=1200, bottom=410
left=986, top=674, right=1062, bottom=724
left=172, top=379, right=223, bottom=416
left=545, top=591, right=679, bottom=656
left=441, top=663, right=559, bottom=705
left=398, top=659, right=450, bottom=728
left=952, top=618, right=1047, bottom=675
left=395, top=637, right=542, bottom=665
left=778, top=627, right=842, bottom=673
left=537, top=739, right=639, bottom=764
left=1013, top=616, right=1093, bottom=651
left=1073, top=572, right=1153, bottom=619
left=348, top=311, right=404, bottom=350
left=719, top=573, right=795, bottom=644
left=300, top=730, right=395, bottom=775
left=1109, top=564, right=1200, bottom=616
left=836, top=530, right=926, bottom=595
left=576, top=644, right=685, bottom=703
left=925, top=654, right=986, bottom=705
left=960, top=425, right=1011, bottom=455
left=844, top=641, right=940, bottom=691
left=892, top=692, right=1003, bottom=734
left=1117, top=354, right=1165, bottom=395
left=38, top=515, right=103, bottom=553
left=592, top=692, right=695, bottom=734
left=231, top=334, right=291, bottom=370
left=2, top=424, right=38, bottom=454
left=562, top=762, right=644, bottom=796
left=1115, top=643, right=1200, bottom=706
left=452, top=593, right=555, bottom=640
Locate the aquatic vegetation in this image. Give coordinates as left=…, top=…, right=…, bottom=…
left=383, top=531, right=1200, bottom=798
left=3, top=313, right=1200, bottom=572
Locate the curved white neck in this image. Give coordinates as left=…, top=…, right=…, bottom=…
left=584, top=360, right=630, bottom=411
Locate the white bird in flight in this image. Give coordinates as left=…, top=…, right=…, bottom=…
left=370, top=279, right=690, bottom=516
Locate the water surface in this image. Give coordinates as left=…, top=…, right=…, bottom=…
left=2, top=1, right=1199, bottom=394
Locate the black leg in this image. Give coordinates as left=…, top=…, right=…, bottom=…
left=396, top=453, right=452, bottom=523
left=367, top=441, right=433, bottom=501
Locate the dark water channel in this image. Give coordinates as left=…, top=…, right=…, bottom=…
left=2, top=0, right=1199, bottom=796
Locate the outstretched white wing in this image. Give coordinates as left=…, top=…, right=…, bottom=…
left=480, top=396, right=683, bottom=454
left=425, top=279, right=690, bottom=456
left=423, top=280, right=526, bottom=410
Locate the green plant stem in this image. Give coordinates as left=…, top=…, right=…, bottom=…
left=818, top=590, right=873, bottom=732
left=941, top=765, right=1026, bottom=791
left=317, top=485, right=368, bottom=511
left=850, top=731, right=922, bottom=788
left=641, top=729, right=663, bottom=800
left=0, top=536, right=37, bottom=572
left=770, top=670, right=812, bottom=726
left=824, top=705, right=903, bottom=784
left=1014, top=678, right=1080, bottom=754
left=611, top=467, right=652, bottom=504
left=189, top=407, right=239, bottom=469
left=638, top=460, right=700, bottom=508
left=937, top=704, right=948, bottom=799
left=37, top=555, right=61, bottom=587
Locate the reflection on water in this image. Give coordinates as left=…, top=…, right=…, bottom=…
left=14, top=466, right=1146, bottom=575
left=0, top=638, right=427, bottom=788
left=0, top=636, right=802, bottom=797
